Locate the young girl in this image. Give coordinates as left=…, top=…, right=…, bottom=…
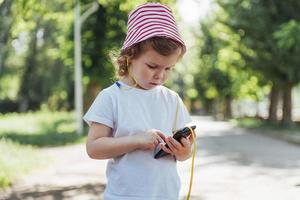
left=84, top=2, right=194, bottom=200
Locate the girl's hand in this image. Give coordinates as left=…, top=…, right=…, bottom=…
left=160, top=135, right=194, bottom=161
left=135, top=129, right=166, bottom=150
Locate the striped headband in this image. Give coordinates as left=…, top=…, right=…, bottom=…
left=121, top=2, right=186, bottom=51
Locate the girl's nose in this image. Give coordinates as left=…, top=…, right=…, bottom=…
left=154, top=70, right=165, bottom=80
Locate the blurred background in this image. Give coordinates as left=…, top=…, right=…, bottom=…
left=0, top=0, right=300, bottom=199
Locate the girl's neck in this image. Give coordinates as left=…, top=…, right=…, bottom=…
left=120, top=76, right=143, bottom=89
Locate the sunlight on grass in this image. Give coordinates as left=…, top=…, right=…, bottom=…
left=232, top=117, right=300, bottom=134
left=0, top=111, right=76, bottom=135
left=0, top=111, right=86, bottom=147
left=231, top=117, right=264, bottom=128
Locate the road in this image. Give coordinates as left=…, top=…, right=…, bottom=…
left=1, top=116, right=300, bottom=200
left=179, top=116, right=300, bottom=200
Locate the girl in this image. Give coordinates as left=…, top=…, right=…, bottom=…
left=84, top=2, right=194, bottom=200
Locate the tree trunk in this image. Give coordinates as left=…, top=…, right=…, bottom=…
left=0, top=0, right=13, bottom=75
left=224, top=95, right=232, bottom=119
left=281, top=82, right=293, bottom=125
left=204, top=99, right=213, bottom=115
left=268, top=84, right=280, bottom=122
left=84, top=80, right=101, bottom=112
left=255, top=101, right=260, bottom=118
left=18, top=22, right=39, bottom=112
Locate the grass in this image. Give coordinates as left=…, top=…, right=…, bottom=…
left=0, top=111, right=86, bottom=147
left=233, top=117, right=300, bottom=131
left=232, top=117, right=300, bottom=144
left=0, top=111, right=87, bottom=189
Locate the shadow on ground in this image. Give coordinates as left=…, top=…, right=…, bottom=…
left=1, top=183, right=105, bottom=200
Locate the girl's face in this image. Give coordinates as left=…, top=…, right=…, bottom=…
left=127, top=45, right=182, bottom=90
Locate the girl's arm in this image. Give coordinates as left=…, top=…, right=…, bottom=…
left=86, top=122, right=166, bottom=160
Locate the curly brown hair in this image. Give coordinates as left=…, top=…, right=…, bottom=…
left=115, top=37, right=185, bottom=77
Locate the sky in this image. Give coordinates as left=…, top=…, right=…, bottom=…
left=177, top=0, right=212, bottom=25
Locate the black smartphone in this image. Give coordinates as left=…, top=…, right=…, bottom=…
left=154, top=125, right=196, bottom=159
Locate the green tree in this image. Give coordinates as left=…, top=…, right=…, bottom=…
left=14, top=0, right=74, bottom=111
left=0, top=0, right=76, bottom=112
left=195, top=19, right=258, bottom=119
left=0, top=0, right=177, bottom=113
left=215, top=0, right=300, bottom=124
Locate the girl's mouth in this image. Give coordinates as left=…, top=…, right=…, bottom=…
left=150, top=82, right=160, bottom=86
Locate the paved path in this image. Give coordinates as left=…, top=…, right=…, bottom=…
left=0, top=143, right=108, bottom=200
left=1, top=116, right=300, bottom=200
left=180, top=116, right=300, bottom=200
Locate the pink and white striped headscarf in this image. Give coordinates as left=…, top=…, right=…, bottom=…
left=122, top=2, right=186, bottom=51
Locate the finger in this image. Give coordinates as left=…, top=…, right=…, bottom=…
left=180, top=137, right=190, bottom=147
left=154, top=135, right=163, bottom=145
left=165, top=138, right=174, bottom=151
left=171, top=137, right=183, bottom=148
left=188, top=131, right=196, bottom=142
left=161, top=144, right=173, bottom=154
left=156, top=131, right=167, bottom=141
left=156, top=138, right=161, bottom=144
left=151, top=133, right=161, bottom=143
left=166, top=137, right=180, bottom=152
left=188, top=135, right=195, bottom=142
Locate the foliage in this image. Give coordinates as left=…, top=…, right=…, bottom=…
left=0, top=111, right=85, bottom=147
left=216, top=0, right=300, bottom=85
left=194, top=0, right=300, bottom=120
left=214, top=0, right=300, bottom=123
left=233, top=117, right=300, bottom=135
left=0, top=0, right=177, bottom=112
left=0, top=0, right=75, bottom=111
left=194, top=13, right=269, bottom=116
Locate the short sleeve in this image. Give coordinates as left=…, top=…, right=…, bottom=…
left=174, top=95, right=192, bottom=130
left=83, top=90, right=114, bottom=128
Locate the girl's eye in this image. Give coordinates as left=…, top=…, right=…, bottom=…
left=166, top=67, right=174, bottom=71
left=147, top=64, right=156, bottom=69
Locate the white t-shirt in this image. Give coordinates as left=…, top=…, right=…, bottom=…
left=83, top=81, right=192, bottom=200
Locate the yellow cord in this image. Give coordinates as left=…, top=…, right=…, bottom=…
left=172, top=96, right=196, bottom=200
left=186, top=127, right=196, bottom=200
